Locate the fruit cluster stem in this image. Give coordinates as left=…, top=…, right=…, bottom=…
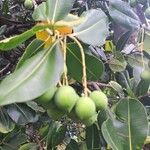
left=63, top=36, right=68, bottom=85
left=68, top=36, right=88, bottom=96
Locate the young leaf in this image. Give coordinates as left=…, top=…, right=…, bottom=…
left=73, top=9, right=109, bottom=46
left=0, top=42, right=63, bottom=106
left=0, top=24, right=52, bottom=51
left=32, top=0, right=75, bottom=22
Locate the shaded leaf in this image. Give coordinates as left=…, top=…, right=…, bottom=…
left=109, top=0, right=140, bottom=30
left=0, top=42, right=63, bottom=106
left=66, top=139, right=79, bottom=150
left=73, top=9, right=109, bottom=46
left=1, top=132, right=27, bottom=150
left=47, top=121, right=66, bottom=149
left=136, top=79, right=150, bottom=96
left=18, top=143, right=38, bottom=150
left=86, top=124, right=101, bottom=150
left=116, top=31, right=132, bottom=51
left=0, top=108, right=15, bottom=133
left=6, top=104, right=38, bottom=125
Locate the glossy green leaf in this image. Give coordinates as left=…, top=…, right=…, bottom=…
left=86, top=124, right=101, bottom=150
left=66, top=139, right=79, bottom=150
left=16, top=39, right=44, bottom=70
left=73, top=9, right=109, bottom=46
left=66, top=43, right=104, bottom=81
left=0, top=42, right=63, bottom=106
left=6, top=104, right=38, bottom=125
left=0, top=24, right=52, bottom=51
left=102, top=99, right=148, bottom=150
left=109, top=0, right=140, bottom=30
left=0, top=108, right=15, bottom=133
left=114, top=99, right=148, bottom=149
left=32, top=0, right=75, bottom=22
left=18, top=143, right=38, bottom=150
left=102, top=119, right=123, bottom=150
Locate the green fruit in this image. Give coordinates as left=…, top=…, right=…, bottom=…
left=90, top=91, right=108, bottom=110
left=24, top=0, right=33, bottom=9
left=145, top=7, right=150, bottom=19
left=130, top=0, right=138, bottom=7
left=141, top=70, right=150, bottom=81
left=47, top=102, right=65, bottom=120
left=54, top=86, right=78, bottom=113
left=36, top=87, right=57, bottom=105
left=82, top=113, right=97, bottom=126
left=75, top=97, right=96, bottom=120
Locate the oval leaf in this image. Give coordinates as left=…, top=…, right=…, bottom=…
left=0, top=42, right=63, bottom=106
left=114, top=99, right=148, bottom=149
left=32, top=0, right=75, bottom=22
left=73, top=9, right=109, bottom=46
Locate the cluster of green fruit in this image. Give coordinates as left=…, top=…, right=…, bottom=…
left=36, top=86, right=108, bottom=126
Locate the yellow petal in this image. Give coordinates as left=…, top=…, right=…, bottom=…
left=36, top=30, right=49, bottom=41
left=44, top=38, right=53, bottom=48
left=56, top=26, right=73, bottom=35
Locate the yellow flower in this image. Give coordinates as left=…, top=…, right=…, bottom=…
left=36, top=21, right=73, bottom=48
left=36, top=30, right=53, bottom=48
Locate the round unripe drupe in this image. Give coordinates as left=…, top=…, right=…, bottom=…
left=24, top=0, right=33, bottom=9
left=75, top=97, right=96, bottom=120
left=54, top=86, right=78, bottom=113
left=141, top=70, right=150, bottom=81
left=36, top=87, right=57, bottom=105
left=145, top=7, right=150, bottom=19
left=90, top=90, right=108, bottom=110
left=82, top=113, right=97, bottom=126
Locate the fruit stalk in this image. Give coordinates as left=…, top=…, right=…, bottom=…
left=62, top=36, right=68, bottom=85
left=69, top=36, right=88, bottom=96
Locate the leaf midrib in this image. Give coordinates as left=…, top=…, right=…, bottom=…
left=2, top=41, right=58, bottom=99
left=128, top=100, right=132, bottom=150
left=72, top=17, right=107, bottom=36
left=67, top=46, right=98, bottom=79
left=52, top=0, right=59, bottom=22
